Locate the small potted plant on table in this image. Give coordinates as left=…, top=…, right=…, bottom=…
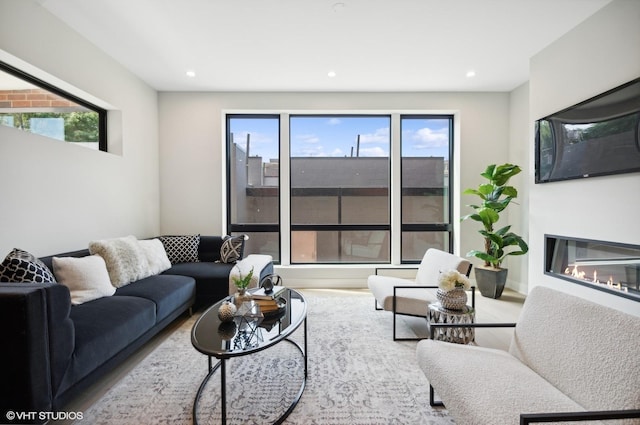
left=232, top=267, right=254, bottom=304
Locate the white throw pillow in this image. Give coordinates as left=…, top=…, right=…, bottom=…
left=53, top=255, right=115, bottom=305
left=88, top=235, right=150, bottom=287
left=138, top=239, right=172, bottom=276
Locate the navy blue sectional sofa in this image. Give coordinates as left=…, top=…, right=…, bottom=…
left=0, top=235, right=273, bottom=424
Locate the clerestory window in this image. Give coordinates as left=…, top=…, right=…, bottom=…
left=0, top=61, right=107, bottom=151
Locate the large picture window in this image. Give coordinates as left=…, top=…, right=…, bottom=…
left=0, top=61, right=107, bottom=151
left=290, top=115, right=391, bottom=263
left=226, top=112, right=454, bottom=265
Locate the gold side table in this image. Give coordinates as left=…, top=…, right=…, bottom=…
left=427, top=303, right=475, bottom=344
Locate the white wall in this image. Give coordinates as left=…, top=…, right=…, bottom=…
left=158, top=91, right=516, bottom=287
left=507, top=82, right=531, bottom=294
left=528, top=0, right=640, bottom=316
left=0, top=0, right=160, bottom=256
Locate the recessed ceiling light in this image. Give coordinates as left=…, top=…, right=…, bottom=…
left=466, top=70, right=476, bottom=78
left=186, top=70, right=196, bottom=78
left=328, top=70, right=337, bottom=78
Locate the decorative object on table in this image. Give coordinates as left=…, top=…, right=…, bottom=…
left=259, top=273, right=282, bottom=294
left=217, top=300, right=237, bottom=322
left=461, top=163, right=528, bottom=298
left=252, top=283, right=286, bottom=300
left=437, top=269, right=471, bottom=311
left=234, top=300, right=264, bottom=330
left=233, top=266, right=254, bottom=304
left=231, top=300, right=264, bottom=349
left=217, top=321, right=237, bottom=340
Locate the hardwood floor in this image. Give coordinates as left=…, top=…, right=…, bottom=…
left=465, top=288, right=526, bottom=350
left=56, top=287, right=525, bottom=423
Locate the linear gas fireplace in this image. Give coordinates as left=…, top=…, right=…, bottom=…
left=545, top=235, right=640, bottom=302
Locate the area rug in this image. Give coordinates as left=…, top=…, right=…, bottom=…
left=80, top=290, right=454, bottom=424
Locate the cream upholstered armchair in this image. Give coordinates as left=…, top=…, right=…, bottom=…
left=367, top=248, right=472, bottom=340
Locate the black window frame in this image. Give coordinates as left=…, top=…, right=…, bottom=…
left=225, top=112, right=457, bottom=266
left=225, top=114, right=281, bottom=263
left=0, top=61, right=107, bottom=151
left=289, top=114, right=392, bottom=265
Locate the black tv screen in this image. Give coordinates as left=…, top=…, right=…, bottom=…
left=535, top=77, right=640, bottom=183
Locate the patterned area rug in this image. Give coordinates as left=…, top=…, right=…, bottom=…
left=80, top=290, right=454, bottom=424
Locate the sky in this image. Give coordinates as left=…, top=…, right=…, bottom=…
left=228, top=115, right=451, bottom=161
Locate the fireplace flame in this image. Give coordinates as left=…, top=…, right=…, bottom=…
left=570, top=264, right=586, bottom=280
left=564, top=265, right=628, bottom=293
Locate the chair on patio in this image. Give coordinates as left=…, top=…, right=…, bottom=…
left=367, top=248, right=473, bottom=341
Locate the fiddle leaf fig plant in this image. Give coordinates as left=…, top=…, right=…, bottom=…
left=461, top=163, right=528, bottom=269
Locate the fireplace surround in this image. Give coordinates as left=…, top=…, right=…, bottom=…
left=545, top=234, right=640, bottom=302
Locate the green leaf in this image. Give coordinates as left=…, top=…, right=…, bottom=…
left=502, top=186, right=518, bottom=198
left=495, top=225, right=512, bottom=236
left=462, top=188, right=480, bottom=198
left=478, top=184, right=494, bottom=196
left=461, top=213, right=483, bottom=223
left=480, top=164, right=497, bottom=180
left=477, top=208, right=499, bottom=226
left=492, top=164, right=521, bottom=186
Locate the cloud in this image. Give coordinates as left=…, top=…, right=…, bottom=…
left=359, top=127, right=390, bottom=144
left=296, top=133, right=320, bottom=144
left=410, top=126, right=449, bottom=148
left=327, top=118, right=341, bottom=126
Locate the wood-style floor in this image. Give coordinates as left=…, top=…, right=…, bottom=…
left=55, top=287, right=525, bottom=423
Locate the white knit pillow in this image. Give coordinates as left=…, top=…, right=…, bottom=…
left=53, top=255, right=115, bottom=305
left=138, top=239, right=172, bottom=276
left=88, top=235, right=150, bottom=287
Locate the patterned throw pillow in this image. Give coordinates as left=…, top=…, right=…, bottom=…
left=0, top=248, right=57, bottom=283
left=220, top=235, right=246, bottom=263
left=159, top=235, right=200, bottom=264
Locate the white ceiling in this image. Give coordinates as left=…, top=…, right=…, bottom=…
left=38, top=0, right=612, bottom=92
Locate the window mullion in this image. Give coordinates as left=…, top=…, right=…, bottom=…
left=391, top=113, right=402, bottom=265
left=280, top=113, right=291, bottom=266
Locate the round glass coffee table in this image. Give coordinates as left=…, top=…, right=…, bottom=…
left=191, top=288, right=307, bottom=425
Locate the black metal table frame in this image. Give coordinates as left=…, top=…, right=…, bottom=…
left=192, top=308, right=308, bottom=425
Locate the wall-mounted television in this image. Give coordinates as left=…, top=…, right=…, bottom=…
left=535, top=77, right=640, bottom=183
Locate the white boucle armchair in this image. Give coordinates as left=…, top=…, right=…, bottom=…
left=416, top=286, right=640, bottom=425
left=367, top=248, right=472, bottom=340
